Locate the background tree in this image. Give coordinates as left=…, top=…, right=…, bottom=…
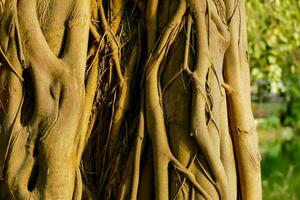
left=0, top=0, right=261, bottom=199
left=247, top=0, right=300, bottom=126
left=246, top=0, right=300, bottom=198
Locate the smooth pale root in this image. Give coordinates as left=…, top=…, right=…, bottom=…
left=224, top=0, right=262, bottom=199
left=0, top=0, right=90, bottom=199
left=146, top=0, right=159, bottom=53
left=0, top=0, right=262, bottom=199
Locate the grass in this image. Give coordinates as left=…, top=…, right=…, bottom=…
left=258, top=123, right=300, bottom=199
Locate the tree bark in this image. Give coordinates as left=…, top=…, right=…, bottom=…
left=0, top=0, right=262, bottom=199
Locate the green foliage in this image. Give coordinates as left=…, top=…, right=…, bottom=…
left=247, top=0, right=300, bottom=125
left=260, top=132, right=300, bottom=199
left=283, top=99, right=300, bottom=126
left=247, top=1, right=300, bottom=198
left=247, top=0, right=300, bottom=87
left=258, top=115, right=281, bottom=131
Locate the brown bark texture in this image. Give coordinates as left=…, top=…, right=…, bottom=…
left=0, top=0, right=262, bottom=199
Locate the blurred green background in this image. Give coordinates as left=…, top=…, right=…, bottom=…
left=247, top=0, right=300, bottom=199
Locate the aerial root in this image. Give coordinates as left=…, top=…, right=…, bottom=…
left=173, top=152, right=197, bottom=200
left=130, top=108, right=145, bottom=200
left=191, top=187, right=195, bottom=200
left=0, top=46, right=23, bottom=81
left=221, top=82, right=233, bottom=94
left=98, top=1, right=124, bottom=82
left=195, top=157, right=216, bottom=187
left=73, top=167, right=83, bottom=200
left=184, top=0, right=230, bottom=198
left=161, top=68, right=185, bottom=95
left=152, top=137, right=212, bottom=199
left=170, top=155, right=211, bottom=199
left=116, top=105, right=145, bottom=200
left=107, top=43, right=138, bottom=160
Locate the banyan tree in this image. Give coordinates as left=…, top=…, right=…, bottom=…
left=0, top=0, right=262, bottom=199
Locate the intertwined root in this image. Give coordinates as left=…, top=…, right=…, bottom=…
left=0, top=0, right=261, bottom=199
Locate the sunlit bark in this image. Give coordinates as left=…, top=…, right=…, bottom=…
left=0, top=0, right=261, bottom=199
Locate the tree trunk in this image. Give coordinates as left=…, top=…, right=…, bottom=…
left=0, top=0, right=262, bottom=199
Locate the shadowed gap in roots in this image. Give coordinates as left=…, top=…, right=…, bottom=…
left=21, top=68, right=35, bottom=126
